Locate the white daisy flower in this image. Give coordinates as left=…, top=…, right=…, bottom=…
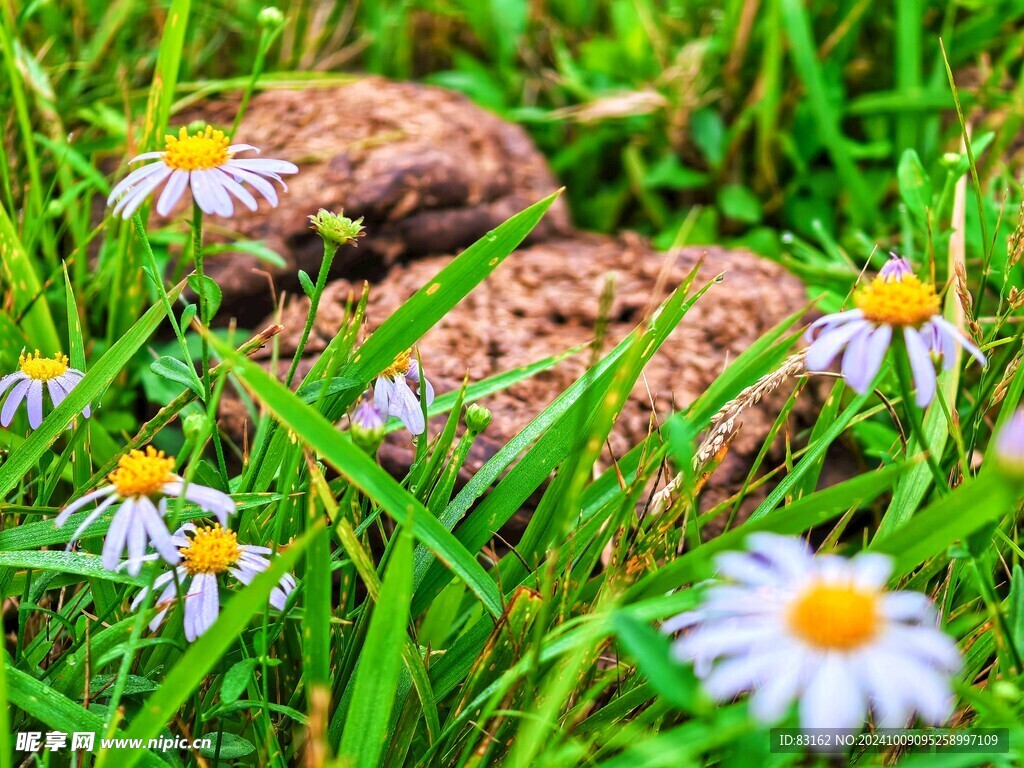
left=129, top=523, right=296, bottom=642
left=804, top=255, right=985, bottom=406
left=55, top=447, right=236, bottom=576
left=0, top=351, right=90, bottom=429
left=665, top=533, right=961, bottom=731
left=373, top=350, right=435, bottom=435
left=107, top=125, right=298, bottom=219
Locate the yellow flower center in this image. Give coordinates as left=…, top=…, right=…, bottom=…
left=107, top=446, right=176, bottom=498
left=380, top=350, right=412, bottom=378
left=163, top=125, right=231, bottom=171
left=855, top=275, right=940, bottom=326
left=788, top=583, right=880, bottom=651
left=19, top=351, right=70, bottom=381
left=181, top=524, right=242, bottom=575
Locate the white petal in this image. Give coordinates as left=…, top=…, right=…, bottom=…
left=47, top=377, right=69, bottom=409
left=750, top=649, right=813, bottom=724
left=224, top=158, right=298, bottom=175
left=672, top=620, right=782, bottom=665
left=103, top=503, right=134, bottom=572
left=163, top=480, right=236, bottom=526
left=210, top=168, right=258, bottom=211
left=804, top=309, right=865, bottom=341
left=391, top=375, right=425, bottom=435
left=155, top=169, right=190, bottom=217
left=800, top=654, right=866, bottom=730
left=1, top=378, right=31, bottom=426
left=860, top=650, right=914, bottom=728
left=880, top=592, right=935, bottom=623
left=55, top=486, right=117, bottom=526
left=65, top=494, right=120, bottom=546
left=702, top=650, right=779, bottom=700
left=26, top=380, right=43, bottom=429
left=806, top=320, right=871, bottom=372
left=903, top=326, right=937, bottom=407
left=107, top=161, right=169, bottom=205
left=850, top=553, right=893, bottom=589
left=192, top=167, right=226, bottom=217
left=931, top=316, right=986, bottom=367
left=140, top=503, right=180, bottom=565
left=374, top=376, right=395, bottom=416
left=882, top=625, right=960, bottom=670
left=0, top=372, right=26, bottom=400
left=222, top=165, right=279, bottom=205
left=127, top=151, right=165, bottom=163
left=114, top=166, right=173, bottom=218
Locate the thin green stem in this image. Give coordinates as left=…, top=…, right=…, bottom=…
left=232, top=23, right=284, bottom=137
left=131, top=212, right=200, bottom=391
left=894, top=344, right=948, bottom=493
left=190, top=204, right=230, bottom=487
left=191, top=203, right=210, bottom=399
left=285, top=241, right=340, bottom=387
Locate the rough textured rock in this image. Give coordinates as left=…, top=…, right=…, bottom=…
left=178, top=79, right=570, bottom=324
left=198, top=80, right=812, bottom=515
left=226, top=233, right=809, bottom=510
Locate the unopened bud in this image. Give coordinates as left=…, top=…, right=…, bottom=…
left=466, top=404, right=492, bottom=433
left=350, top=400, right=385, bottom=452
left=308, top=209, right=364, bottom=249
left=258, top=6, right=285, bottom=28
left=182, top=413, right=208, bottom=441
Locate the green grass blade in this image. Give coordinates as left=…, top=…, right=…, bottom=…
left=0, top=204, right=59, bottom=354
left=338, top=528, right=412, bottom=767
left=6, top=666, right=167, bottom=767
left=141, top=0, right=192, bottom=149
left=779, top=0, right=877, bottom=225
left=210, top=334, right=504, bottom=618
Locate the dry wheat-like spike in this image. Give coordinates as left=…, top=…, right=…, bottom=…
left=993, top=354, right=1022, bottom=406
left=709, top=350, right=807, bottom=427
left=953, top=261, right=984, bottom=345
left=1009, top=199, right=1024, bottom=267
left=648, top=350, right=807, bottom=518
left=1009, top=286, right=1024, bottom=312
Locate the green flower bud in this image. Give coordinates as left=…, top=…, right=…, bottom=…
left=257, top=6, right=285, bottom=28
left=466, top=403, right=492, bottom=433
left=350, top=401, right=385, bottom=453
left=182, top=413, right=208, bottom=441
left=308, top=209, right=364, bottom=249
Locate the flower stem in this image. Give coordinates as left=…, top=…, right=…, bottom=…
left=190, top=203, right=230, bottom=487
left=191, top=203, right=210, bottom=399
left=894, top=345, right=948, bottom=492
left=285, top=240, right=339, bottom=387
left=231, top=22, right=283, bottom=136
left=131, top=211, right=203, bottom=395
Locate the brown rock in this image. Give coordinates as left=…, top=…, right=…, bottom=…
left=235, top=232, right=809, bottom=512
left=177, top=79, right=570, bottom=324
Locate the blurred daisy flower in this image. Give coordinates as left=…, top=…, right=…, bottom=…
left=804, top=255, right=985, bottom=406
left=374, top=350, right=435, bottom=435
left=130, top=523, right=296, bottom=641
left=665, top=533, right=960, bottom=731
left=108, top=125, right=298, bottom=219
left=0, top=351, right=90, bottom=429
left=994, top=408, right=1024, bottom=478
left=55, top=447, right=235, bottom=575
